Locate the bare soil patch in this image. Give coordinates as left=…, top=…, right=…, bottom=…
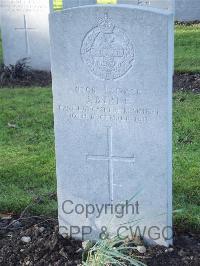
left=0, top=216, right=199, bottom=265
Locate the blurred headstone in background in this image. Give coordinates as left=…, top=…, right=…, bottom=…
left=1, top=0, right=51, bottom=71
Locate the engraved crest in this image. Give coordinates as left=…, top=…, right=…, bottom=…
left=81, top=15, right=134, bottom=80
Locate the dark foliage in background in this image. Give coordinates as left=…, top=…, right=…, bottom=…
left=0, top=58, right=51, bottom=87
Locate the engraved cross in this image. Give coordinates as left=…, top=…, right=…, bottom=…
left=86, top=127, right=135, bottom=203
left=15, top=15, right=36, bottom=55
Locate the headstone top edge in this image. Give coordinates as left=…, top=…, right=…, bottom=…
left=50, top=4, right=174, bottom=18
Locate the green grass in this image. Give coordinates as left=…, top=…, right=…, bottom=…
left=53, top=0, right=63, bottom=10
left=0, top=88, right=199, bottom=232
left=0, top=88, right=57, bottom=215
left=83, top=237, right=146, bottom=266
left=173, top=92, right=200, bottom=231
left=175, top=24, right=200, bottom=73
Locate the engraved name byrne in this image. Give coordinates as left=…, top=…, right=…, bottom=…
left=81, top=15, right=134, bottom=80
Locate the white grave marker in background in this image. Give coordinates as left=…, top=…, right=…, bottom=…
left=175, top=0, right=200, bottom=21
left=1, top=0, right=51, bottom=71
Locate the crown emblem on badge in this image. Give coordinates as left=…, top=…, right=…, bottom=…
left=98, top=14, right=115, bottom=34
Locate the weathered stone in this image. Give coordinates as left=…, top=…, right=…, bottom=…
left=49, top=4, right=173, bottom=246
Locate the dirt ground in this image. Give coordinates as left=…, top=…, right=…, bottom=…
left=0, top=216, right=199, bottom=266
left=173, top=73, right=200, bottom=93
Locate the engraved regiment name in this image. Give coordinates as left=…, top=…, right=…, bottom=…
left=58, top=103, right=159, bottom=123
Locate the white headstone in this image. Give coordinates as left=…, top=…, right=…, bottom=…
left=175, top=0, right=200, bottom=21
left=62, top=0, right=174, bottom=11
left=1, top=0, right=51, bottom=71
left=49, top=4, right=173, bottom=246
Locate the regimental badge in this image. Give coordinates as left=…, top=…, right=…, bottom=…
left=81, top=14, right=134, bottom=80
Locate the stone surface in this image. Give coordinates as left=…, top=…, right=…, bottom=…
left=1, top=0, right=51, bottom=70
left=136, top=245, right=147, bottom=253
left=55, top=0, right=200, bottom=23
left=175, top=0, right=200, bottom=21
left=118, top=0, right=174, bottom=11
left=49, top=0, right=54, bottom=12
left=62, top=0, right=174, bottom=11
left=21, top=236, right=31, bottom=243
left=49, top=5, right=173, bottom=246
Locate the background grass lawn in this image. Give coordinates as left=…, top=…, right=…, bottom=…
left=0, top=88, right=57, bottom=215
left=175, top=24, right=200, bottom=72
left=0, top=88, right=199, bottom=232
left=0, top=24, right=200, bottom=72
